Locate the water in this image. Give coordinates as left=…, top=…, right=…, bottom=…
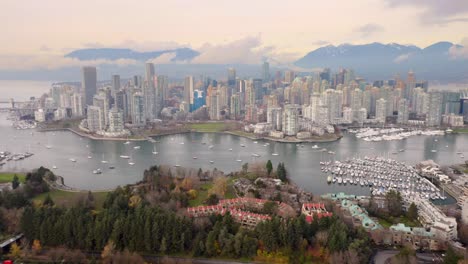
left=1, top=113, right=467, bottom=197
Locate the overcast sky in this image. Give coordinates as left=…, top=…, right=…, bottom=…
left=1, top=0, right=467, bottom=68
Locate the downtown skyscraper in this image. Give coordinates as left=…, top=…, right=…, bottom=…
left=81, top=66, right=97, bottom=107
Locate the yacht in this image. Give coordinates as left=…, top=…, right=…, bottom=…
left=108, top=166, right=115, bottom=169
left=69, top=158, right=77, bottom=162
left=152, top=145, right=158, bottom=155
left=228, top=148, right=233, bottom=151
left=93, top=169, right=102, bottom=174
left=120, top=155, right=130, bottom=159
left=240, top=144, right=246, bottom=147
left=431, top=149, right=437, bottom=153
left=209, top=160, right=214, bottom=164
left=133, top=146, right=141, bottom=150
left=87, top=155, right=92, bottom=159
left=101, top=160, right=108, bottom=164
left=252, top=153, right=261, bottom=157
left=272, top=153, right=279, bottom=156
left=192, top=156, right=198, bottom=159
left=45, top=145, right=52, bottom=149
left=124, top=141, right=130, bottom=145
left=128, top=161, right=135, bottom=166
left=312, top=145, right=319, bottom=149
left=253, top=141, right=258, bottom=144
left=174, top=164, right=180, bottom=167
left=52, top=165, right=57, bottom=169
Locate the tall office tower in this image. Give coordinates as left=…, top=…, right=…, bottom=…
left=115, top=90, right=128, bottom=122
left=351, top=88, right=363, bottom=122
left=208, top=89, right=220, bottom=120
left=71, top=93, right=84, bottom=117
left=87, top=106, right=104, bottom=132
left=236, top=79, right=246, bottom=93
left=184, top=76, right=195, bottom=108
left=92, top=94, right=109, bottom=128
left=131, top=92, right=146, bottom=126
left=344, top=69, right=355, bottom=86
left=426, top=92, right=443, bottom=126
left=217, top=85, right=229, bottom=109
left=320, top=68, right=331, bottom=82
left=155, top=75, right=168, bottom=116
left=375, top=98, right=387, bottom=123
left=284, top=70, right=295, bottom=84
left=227, top=68, right=236, bottom=87
left=413, top=88, right=426, bottom=115
left=108, top=107, right=124, bottom=133
left=415, top=81, right=429, bottom=92
left=50, top=85, right=62, bottom=107
left=132, top=75, right=143, bottom=88
left=441, top=91, right=461, bottom=115
left=245, top=80, right=256, bottom=106
left=282, top=104, right=299, bottom=136
left=267, top=107, right=283, bottom=131
left=230, top=93, right=241, bottom=120
left=144, top=62, right=155, bottom=119
left=253, top=79, right=263, bottom=100
left=380, top=86, right=395, bottom=116
left=262, top=61, right=270, bottom=83
left=81, top=66, right=97, bottom=107
left=406, top=70, right=416, bottom=101
left=111, top=74, right=121, bottom=96
left=397, top=98, right=409, bottom=124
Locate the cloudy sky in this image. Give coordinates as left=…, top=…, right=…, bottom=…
left=1, top=0, right=468, bottom=69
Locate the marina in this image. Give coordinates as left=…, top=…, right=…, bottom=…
left=320, top=156, right=447, bottom=200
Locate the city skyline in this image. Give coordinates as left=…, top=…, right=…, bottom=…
left=1, top=0, right=468, bottom=71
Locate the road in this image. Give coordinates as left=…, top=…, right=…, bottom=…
left=373, top=250, right=444, bottom=264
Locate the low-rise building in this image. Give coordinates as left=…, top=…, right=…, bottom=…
left=301, top=203, right=333, bottom=223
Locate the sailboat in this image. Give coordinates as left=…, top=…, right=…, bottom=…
left=101, top=154, right=108, bottom=164
left=236, top=154, right=242, bottom=162
left=174, top=157, right=180, bottom=167
left=152, top=144, right=158, bottom=155
left=128, top=154, right=135, bottom=165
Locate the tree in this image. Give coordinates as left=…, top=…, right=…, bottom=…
left=32, top=239, right=42, bottom=255
left=101, top=240, right=116, bottom=262
left=211, top=176, right=227, bottom=197
left=263, top=201, right=278, bottom=215
left=443, top=246, right=462, bottom=264
left=407, top=202, right=418, bottom=221
left=276, top=163, right=288, bottom=182
left=9, top=242, right=22, bottom=260
left=206, top=194, right=219, bottom=205
left=266, top=160, right=273, bottom=176
left=385, top=190, right=403, bottom=217
left=12, top=174, right=20, bottom=189
left=391, top=246, right=417, bottom=264
left=242, top=163, right=249, bottom=174
left=43, top=194, right=55, bottom=207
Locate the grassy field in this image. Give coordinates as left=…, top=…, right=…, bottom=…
left=0, top=172, right=26, bottom=183
left=188, top=122, right=227, bottom=132
left=188, top=182, right=213, bottom=207
left=377, top=215, right=421, bottom=228
left=453, top=128, right=468, bottom=133
left=33, top=190, right=109, bottom=209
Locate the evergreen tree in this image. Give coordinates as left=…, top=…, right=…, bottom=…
left=266, top=160, right=273, bottom=176
left=407, top=202, right=418, bottom=221
left=12, top=174, right=20, bottom=189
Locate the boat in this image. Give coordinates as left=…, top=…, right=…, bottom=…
left=228, top=148, right=233, bottom=151
left=192, top=156, right=198, bottom=159
left=120, top=155, right=130, bottom=159
left=128, top=162, right=135, bottom=166
left=69, top=158, right=77, bottom=162
left=93, top=169, right=102, bottom=174
left=236, top=159, right=242, bottom=162
left=152, top=144, right=158, bottom=155
left=431, top=150, right=437, bottom=153
left=209, top=160, right=214, bottom=164
left=109, top=166, right=115, bottom=169
left=87, top=155, right=92, bottom=159
left=272, top=153, right=279, bottom=156
left=52, top=165, right=57, bottom=169
left=124, top=141, right=130, bottom=145
left=101, top=160, right=108, bottom=164
left=209, top=145, right=214, bottom=149
left=180, top=142, right=185, bottom=145
left=251, top=153, right=261, bottom=157
left=45, top=145, right=52, bottom=149
left=327, top=175, right=332, bottom=183
left=446, top=128, right=453, bottom=133
left=312, top=145, right=319, bottom=149
left=253, top=141, right=258, bottom=144
left=174, top=164, right=180, bottom=167
left=240, top=144, right=246, bottom=147
left=133, top=146, right=141, bottom=150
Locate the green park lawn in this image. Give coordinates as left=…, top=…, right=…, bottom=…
left=33, top=189, right=109, bottom=209
left=0, top=172, right=26, bottom=183
left=188, top=122, right=226, bottom=132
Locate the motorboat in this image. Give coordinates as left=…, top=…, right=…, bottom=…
left=120, top=155, right=130, bottom=159
left=312, top=145, right=319, bottom=149
left=124, top=141, right=130, bottom=145
left=133, top=146, right=141, bottom=150
left=128, top=162, right=135, bottom=166
left=69, top=158, right=77, bottom=162
left=272, top=153, right=279, bottom=156
left=109, top=166, right=115, bottom=169
left=209, top=160, right=214, bottom=164
left=52, top=165, right=57, bottom=169
left=193, top=156, right=198, bottom=159
left=93, top=169, right=102, bottom=174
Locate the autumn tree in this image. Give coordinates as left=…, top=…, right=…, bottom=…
left=32, top=239, right=42, bottom=255
left=210, top=176, right=228, bottom=197
left=101, top=240, right=116, bottom=263
left=9, top=242, right=22, bottom=260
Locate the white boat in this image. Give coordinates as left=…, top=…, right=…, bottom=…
left=327, top=175, right=332, bottom=183
left=69, top=158, right=77, bottom=162
left=174, top=164, right=180, bottom=167
left=120, top=155, right=130, bottom=159
left=209, top=145, right=214, bottom=149
left=312, top=145, right=319, bottom=149
left=133, top=146, right=141, bottom=150
left=236, top=159, right=242, bottom=162
left=87, top=155, right=92, bottom=159
left=128, top=162, right=135, bottom=166
left=46, top=145, right=52, bottom=149
left=180, top=142, right=185, bottom=145
left=228, top=148, right=233, bottom=151
left=251, top=153, right=261, bottom=157
left=209, top=160, right=214, bottom=164
left=52, top=165, right=57, bottom=169
left=101, top=160, right=109, bottom=164
left=192, top=156, right=198, bottom=159
left=272, top=153, right=279, bottom=156
left=240, top=144, right=246, bottom=147
left=93, top=169, right=102, bottom=174
left=431, top=149, right=437, bottom=153
left=152, top=144, right=158, bottom=155
left=253, top=141, right=258, bottom=144
left=124, top=141, right=130, bottom=145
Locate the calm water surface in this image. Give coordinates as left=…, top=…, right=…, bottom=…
left=1, top=113, right=468, bottom=197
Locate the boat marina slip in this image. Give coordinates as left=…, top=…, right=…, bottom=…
left=1, top=112, right=467, bottom=200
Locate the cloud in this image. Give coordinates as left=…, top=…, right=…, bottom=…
left=385, top=0, right=468, bottom=25
left=191, top=36, right=298, bottom=65
left=355, top=23, right=385, bottom=38
left=449, top=38, right=468, bottom=59
left=394, top=53, right=412, bottom=63
left=147, top=52, right=178, bottom=64
left=310, top=40, right=330, bottom=46
left=0, top=54, right=137, bottom=71
left=82, top=40, right=189, bottom=52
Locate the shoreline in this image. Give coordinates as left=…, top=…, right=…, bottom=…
left=38, top=126, right=343, bottom=144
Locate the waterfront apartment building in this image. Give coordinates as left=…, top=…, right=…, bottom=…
left=426, top=92, right=443, bottom=126
left=282, top=104, right=299, bottom=136
left=397, top=98, right=409, bottom=124
left=108, top=107, right=124, bottom=133
left=87, top=105, right=104, bottom=132
left=375, top=98, right=386, bottom=123
left=131, top=92, right=146, bottom=126
left=267, top=107, right=283, bottom=131
left=71, top=93, right=84, bottom=117
left=81, top=66, right=97, bottom=107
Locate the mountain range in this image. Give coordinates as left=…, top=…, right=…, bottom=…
left=294, top=42, right=468, bottom=81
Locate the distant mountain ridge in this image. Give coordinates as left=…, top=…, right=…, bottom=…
left=294, top=41, right=467, bottom=81
left=65, top=47, right=199, bottom=62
